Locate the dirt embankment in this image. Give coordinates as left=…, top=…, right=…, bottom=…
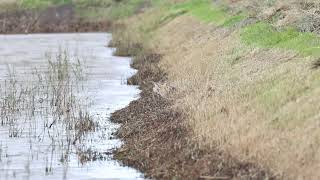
left=0, top=4, right=110, bottom=34
left=109, top=37, right=274, bottom=179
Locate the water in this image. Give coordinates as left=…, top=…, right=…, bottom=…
left=0, top=33, right=143, bottom=180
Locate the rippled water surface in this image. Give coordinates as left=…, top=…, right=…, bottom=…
left=0, top=33, right=143, bottom=180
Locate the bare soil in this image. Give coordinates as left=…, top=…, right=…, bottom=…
left=0, top=4, right=110, bottom=34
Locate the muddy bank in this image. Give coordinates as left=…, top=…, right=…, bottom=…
left=0, top=4, right=110, bottom=34
left=110, top=45, right=274, bottom=179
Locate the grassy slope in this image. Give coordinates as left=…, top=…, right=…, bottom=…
left=111, top=0, right=320, bottom=179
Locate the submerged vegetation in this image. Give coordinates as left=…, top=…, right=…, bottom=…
left=0, top=49, right=93, bottom=139
left=0, top=42, right=130, bottom=178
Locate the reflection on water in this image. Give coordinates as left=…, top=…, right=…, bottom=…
left=0, top=33, right=143, bottom=180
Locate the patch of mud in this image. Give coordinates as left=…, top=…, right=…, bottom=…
left=110, top=49, right=275, bottom=179
left=0, top=4, right=110, bottom=34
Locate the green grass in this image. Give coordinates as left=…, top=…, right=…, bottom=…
left=96, top=0, right=146, bottom=19
left=20, top=0, right=71, bottom=9
left=222, top=13, right=246, bottom=27
left=177, top=0, right=228, bottom=24
left=241, top=22, right=320, bottom=57
left=170, top=0, right=320, bottom=57
left=172, top=0, right=246, bottom=26
left=75, top=0, right=147, bottom=20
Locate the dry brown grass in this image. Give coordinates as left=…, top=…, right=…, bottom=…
left=219, top=0, right=320, bottom=33
left=149, top=15, right=320, bottom=179
left=110, top=1, right=320, bottom=179
left=111, top=19, right=272, bottom=180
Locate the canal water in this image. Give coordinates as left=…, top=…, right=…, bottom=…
left=0, top=33, right=143, bottom=180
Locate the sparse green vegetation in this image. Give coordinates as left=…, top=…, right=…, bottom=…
left=168, top=0, right=320, bottom=57
left=241, top=22, right=320, bottom=57
left=75, top=0, right=147, bottom=20
left=222, top=13, right=246, bottom=27
left=20, top=0, right=71, bottom=9
left=172, top=0, right=246, bottom=26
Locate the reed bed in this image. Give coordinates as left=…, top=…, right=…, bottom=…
left=0, top=49, right=96, bottom=172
